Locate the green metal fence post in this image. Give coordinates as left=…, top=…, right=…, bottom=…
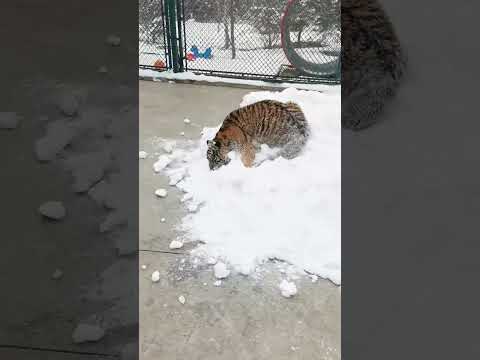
left=176, top=0, right=185, bottom=72
left=166, top=0, right=181, bottom=73
left=163, top=0, right=172, bottom=69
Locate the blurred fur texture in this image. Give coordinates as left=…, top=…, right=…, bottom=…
left=342, top=0, right=407, bottom=130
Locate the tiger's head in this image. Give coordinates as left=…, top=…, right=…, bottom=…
left=206, top=139, right=231, bottom=170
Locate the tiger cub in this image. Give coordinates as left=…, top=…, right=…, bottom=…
left=207, top=100, right=309, bottom=170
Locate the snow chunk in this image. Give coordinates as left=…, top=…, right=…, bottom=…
left=168, top=169, right=185, bottom=186
left=160, top=217, right=166, bottom=223
left=105, top=34, right=121, bottom=46
left=238, top=264, right=252, bottom=276
left=151, top=271, right=160, bottom=283
left=207, top=257, right=217, bottom=265
left=72, top=324, right=105, bottom=343
left=64, top=151, right=111, bottom=193
left=35, top=120, right=77, bottom=161
left=141, top=265, right=147, bottom=270
left=183, top=118, right=191, bottom=124
left=187, top=202, right=200, bottom=213
left=180, top=132, right=185, bottom=136
left=213, top=280, right=222, bottom=287
left=213, top=262, right=230, bottom=279
left=56, top=94, right=79, bottom=117
left=38, top=201, right=66, bottom=220
left=169, top=240, right=183, bottom=250
left=162, top=141, right=176, bottom=153
left=180, top=193, right=193, bottom=202
left=279, top=280, right=297, bottom=298
left=99, top=209, right=127, bottom=233
left=51, top=269, right=63, bottom=280
left=153, top=155, right=171, bottom=172
left=154, top=188, right=167, bottom=198
left=178, top=295, right=186, bottom=304
left=0, top=112, right=20, bottom=129
left=139, top=151, right=148, bottom=159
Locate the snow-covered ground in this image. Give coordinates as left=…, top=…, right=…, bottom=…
left=157, top=87, right=341, bottom=285
left=139, top=69, right=341, bottom=92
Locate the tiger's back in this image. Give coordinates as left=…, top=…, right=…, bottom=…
left=221, top=100, right=308, bottom=147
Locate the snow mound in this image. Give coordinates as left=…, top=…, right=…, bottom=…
left=163, top=87, right=341, bottom=284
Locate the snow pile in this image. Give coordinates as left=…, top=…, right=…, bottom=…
left=163, top=87, right=341, bottom=284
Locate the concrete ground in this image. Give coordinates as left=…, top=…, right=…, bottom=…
left=139, top=80, right=341, bottom=360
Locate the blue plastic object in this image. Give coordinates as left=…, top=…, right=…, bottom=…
left=190, top=46, right=212, bottom=59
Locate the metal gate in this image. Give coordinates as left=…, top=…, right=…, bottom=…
left=139, top=0, right=340, bottom=84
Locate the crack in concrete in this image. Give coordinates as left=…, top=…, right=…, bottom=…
left=0, top=344, right=118, bottom=358
left=139, top=249, right=184, bottom=255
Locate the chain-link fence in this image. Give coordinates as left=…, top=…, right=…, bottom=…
left=139, top=0, right=340, bottom=83
left=139, top=0, right=167, bottom=70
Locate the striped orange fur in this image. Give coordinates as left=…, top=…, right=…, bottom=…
left=207, top=100, right=309, bottom=170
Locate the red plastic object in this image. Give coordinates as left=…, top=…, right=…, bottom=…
left=154, top=59, right=166, bottom=69
left=186, top=52, right=196, bottom=61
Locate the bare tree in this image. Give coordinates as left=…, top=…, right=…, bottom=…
left=139, top=0, right=164, bottom=44
left=249, top=0, right=283, bottom=49
left=230, top=0, right=236, bottom=59
left=214, top=0, right=231, bottom=49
